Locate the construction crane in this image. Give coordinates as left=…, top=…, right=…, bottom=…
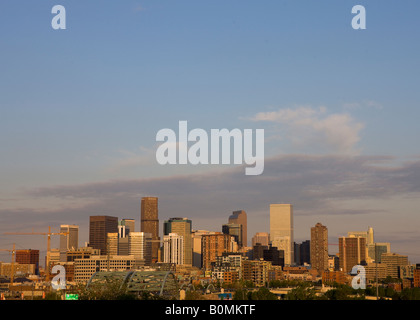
left=0, top=243, right=16, bottom=285
left=4, top=226, right=69, bottom=282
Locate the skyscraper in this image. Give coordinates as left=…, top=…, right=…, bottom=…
left=222, top=223, right=242, bottom=248
left=252, top=232, right=270, bottom=247
left=367, top=242, right=391, bottom=263
left=107, top=232, right=119, bottom=256
left=164, top=217, right=192, bottom=266
left=339, top=236, right=366, bottom=273
left=311, top=223, right=328, bottom=274
left=228, top=210, right=247, bottom=248
left=348, top=226, right=374, bottom=246
left=191, top=230, right=214, bottom=269
left=270, top=204, right=294, bottom=265
left=294, top=240, right=310, bottom=266
left=89, top=216, right=118, bottom=255
left=119, top=219, right=135, bottom=238
left=129, top=232, right=152, bottom=266
left=163, top=233, right=184, bottom=265
left=59, top=225, right=79, bottom=262
left=121, top=219, right=135, bottom=233
left=201, top=233, right=236, bottom=270
left=141, top=197, right=160, bottom=263
left=16, top=249, right=40, bottom=275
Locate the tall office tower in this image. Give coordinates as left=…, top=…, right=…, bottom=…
left=201, top=233, right=236, bottom=270
left=45, top=248, right=60, bottom=272
left=367, top=227, right=374, bottom=245
left=367, top=242, right=391, bottom=263
left=117, top=219, right=135, bottom=255
left=163, top=233, right=184, bottom=265
left=141, top=197, right=160, bottom=263
left=164, top=217, right=192, bottom=266
left=294, top=240, right=310, bottom=266
left=191, top=230, right=215, bottom=269
left=253, top=243, right=269, bottom=260
left=121, top=219, right=135, bottom=234
left=270, top=204, right=294, bottom=265
left=252, top=232, right=270, bottom=247
left=16, top=249, right=40, bottom=275
left=118, top=224, right=128, bottom=239
left=263, top=245, right=285, bottom=267
left=311, top=223, right=328, bottom=274
left=118, top=237, right=129, bottom=256
left=348, top=226, right=374, bottom=245
left=228, top=210, right=247, bottom=248
left=59, top=225, right=79, bottom=262
left=107, top=232, right=119, bottom=256
left=222, top=223, right=242, bottom=248
left=89, top=216, right=118, bottom=255
left=338, top=236, right=366, bottom=273
left=128, top=232, right=152, bottom=265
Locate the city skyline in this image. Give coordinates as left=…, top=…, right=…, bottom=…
left=1, top=1, right=420, bottom=267
left=0, top=200, right=415, bottom=267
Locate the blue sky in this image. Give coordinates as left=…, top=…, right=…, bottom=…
left=1, top=1, right=420, bottom=263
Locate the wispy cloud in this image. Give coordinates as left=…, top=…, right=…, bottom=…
left=342, top=100, right=383, bottom=110
left=250, top=106, right=364, bottom=155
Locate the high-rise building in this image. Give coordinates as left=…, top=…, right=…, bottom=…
left=253, top=243, right=269, bottom=260
left=163, top=233, right=184, bottom=265
left=141, top=197, right=160, bottom=263
left=164, top=217, right=192, bottom=266
left=118, top=237, right=129, bottom=256
left=15, top=249, right=39, bottom=275
left=294, top=240, right=310, bottom=266
left=222, top=223, right=242, bottom=248
left=338, top=236, right=366, bottom=273
left=45, top=248, right=60, bottom=272
left=228, top=210, right=247, bottom=248
left=201, top=233, right=236, bottom=270
left=89, top=216, right=118, bottom=255
left=191, top=230, right=215, bottom=269
left=311, top=223, right=328, bottom=274
left=263, top=245, right=284, bottom=267
left=367, top=227, right=374, bottom=245
left=59, top=225, right=79, bottom=262
left=107, top=232, right=119, bottom=256
left=347, top=226, right=374, bottom=244
left=128, top=232, right=152, bottom=265
left=252, top=232, right=270, bottom=247
left=120, top=219, right=135, bottom=234
left=270, top=204, right=294, bottom=265
left=367, top=242, right=391, bottom=263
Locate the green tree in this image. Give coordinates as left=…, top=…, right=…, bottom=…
left=76, top=278, right=137, bottom=300
left=399, top=287, right=420, bottom=300
left=233, top=288, right=248, bottom=300
left=285, top=286, right=317, bottom=300
left=185, top=290, right=205, bottom=300
left=249, top=287, right=278, bottom=300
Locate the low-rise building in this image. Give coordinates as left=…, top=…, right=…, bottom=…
left=74, top=255, right=137, bottom=283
